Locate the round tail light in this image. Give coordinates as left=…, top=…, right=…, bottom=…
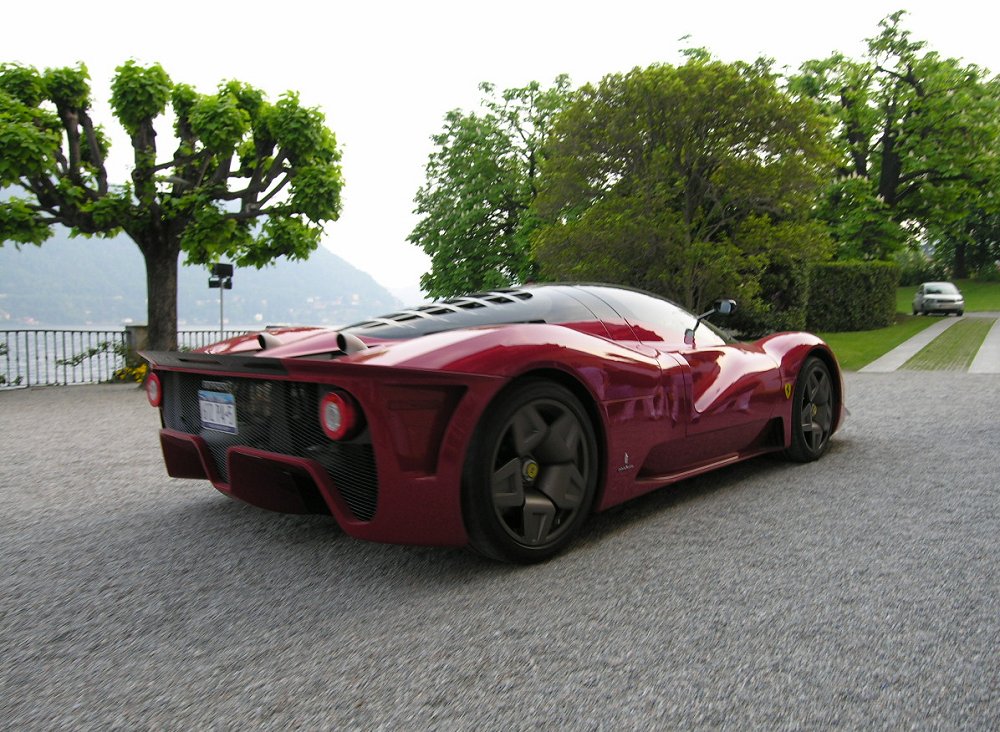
left=146, top=372, right=163, bottom=407
left=319, top=391, right=359, bottom=440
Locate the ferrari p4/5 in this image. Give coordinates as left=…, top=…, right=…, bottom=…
left=143, top=284, right=845, bottom=562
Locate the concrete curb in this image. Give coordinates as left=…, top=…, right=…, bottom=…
left=969, top=317, right=1000, bottom=373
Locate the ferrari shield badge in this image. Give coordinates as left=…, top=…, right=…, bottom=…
left=784, top=382, right=793, bottom=399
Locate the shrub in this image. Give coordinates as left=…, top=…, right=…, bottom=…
left=894, top=247, right=948, bottom=286
left=973, top=263, right=1000, bottom=283
left=56, top=340, right=148, bottom=383
left=729, top=261, right=810, bottom=337
left=807, top=261, right=899, bottom=331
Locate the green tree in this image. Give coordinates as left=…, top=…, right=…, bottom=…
left=532, top=55, right=834, bottom=321
left=790, top=11, right=1000, bottom=262
left=0, top=61, right=343, bottom=349
left=409, top=77, right=572, bottom=298
left=936, top=208, right=1000, bottom=278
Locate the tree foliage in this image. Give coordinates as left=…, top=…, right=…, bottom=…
left=936, top=208, right=1000, bottom=279
left=532, top=56, right=834, bottom=317
left=790, top=11, right=1000, bottom=263
left=409, top=77, right=572, bottom=298
left=0, top=61, right=343, bottom=349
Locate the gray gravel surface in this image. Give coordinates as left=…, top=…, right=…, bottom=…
left=1, top=375, right=997, bottom=730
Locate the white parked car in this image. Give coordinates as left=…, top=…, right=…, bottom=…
left=912, top=282, right=965, bottom=316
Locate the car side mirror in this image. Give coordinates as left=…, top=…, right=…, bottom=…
left=686, top=299, right=738, bottom=345
left=714, top=299, right=736, bottom=316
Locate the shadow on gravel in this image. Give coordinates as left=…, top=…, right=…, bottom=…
left=142, top=484, right=497, bottom=582
left=139, top=438, right=854, bottom=583
left=577, top=437, right=854, bottom=548
left=581, top=461, right=760, bottom=541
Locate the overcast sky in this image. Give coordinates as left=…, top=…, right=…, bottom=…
left=6, top=0, right=999, bottom=302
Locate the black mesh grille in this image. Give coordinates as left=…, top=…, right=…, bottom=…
left=162, top=372, right=379, bottom=521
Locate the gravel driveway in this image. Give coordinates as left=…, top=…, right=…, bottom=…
left=1, top=374, right=997, bottom=729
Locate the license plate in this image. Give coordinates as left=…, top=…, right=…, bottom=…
left=199, top=389, right=238, bottom=434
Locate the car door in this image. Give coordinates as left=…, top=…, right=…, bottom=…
left=638, top=337, right=783, bottom=474
left=676, top=338, right=783, bottom=443
left=587, top=287, right=783, bottom=472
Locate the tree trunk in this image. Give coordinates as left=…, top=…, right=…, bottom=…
left=142, top=240, right=181, bottom=351
left=953, top=240, right=968, bottom=279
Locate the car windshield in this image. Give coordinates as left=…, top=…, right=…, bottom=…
left=584, top=286, right=731, bottom=345
left=925, top=283, right=959, bottom=295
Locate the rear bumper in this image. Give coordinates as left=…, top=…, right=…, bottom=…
left=160, top=427, right=472, bottom=546
left=150, top=359, right=510, bottom=547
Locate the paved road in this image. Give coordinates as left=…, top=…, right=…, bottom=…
left=1, top=377, right=997, bottom=729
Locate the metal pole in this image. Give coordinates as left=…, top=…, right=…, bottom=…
left=220, top=281, right=224, bottom=341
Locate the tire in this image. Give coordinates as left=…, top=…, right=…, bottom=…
left=462, top=379, right=598, bottom=563
left=957, top=310, right=964, bottom=316
left=784, top=356, right=836, bottom=463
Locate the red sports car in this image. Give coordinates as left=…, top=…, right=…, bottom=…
left=143, top=284, right=844, bottom=562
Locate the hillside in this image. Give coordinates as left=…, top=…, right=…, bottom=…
left=0, top=232, right=403, bottom=328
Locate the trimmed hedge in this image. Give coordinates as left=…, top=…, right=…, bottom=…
left=807, top=260, right=899, bottom=331
left=729, top=261, right=810, bottom=337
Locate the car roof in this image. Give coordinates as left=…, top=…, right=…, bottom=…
left=342, top=284, right=606, bottom=339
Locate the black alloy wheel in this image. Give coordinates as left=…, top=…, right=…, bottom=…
left=462, top=380, right=598, bottom=563
left=784, top=356, right=836, bottom=462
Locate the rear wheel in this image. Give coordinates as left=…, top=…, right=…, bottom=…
left=784, top=357, right=836, bottom=463
left=462, top=380, right=598, bottom=563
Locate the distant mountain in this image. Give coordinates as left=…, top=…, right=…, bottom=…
left=0, top=230, right=403, bottom=328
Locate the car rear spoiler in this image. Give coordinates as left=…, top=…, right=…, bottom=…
left=141, top=351, right=289, bottom=376
left=139, top=350, right=504, bottom=385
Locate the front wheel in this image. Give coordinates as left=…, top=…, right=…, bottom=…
left=784, top=356, right=836, bottom=463
left=462, top=380, right=598, bottom=563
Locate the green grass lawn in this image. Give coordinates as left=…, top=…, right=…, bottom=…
left=901, top=318, right=996, bottom=371
left=822, top=278, right=1000, bottom=370
left=818, top=315, right=940, bottom=371
left=896, top=279, right=1000, bottom=313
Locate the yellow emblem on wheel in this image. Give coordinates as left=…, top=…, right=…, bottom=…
left=523, top=461, right=540, bottom=481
